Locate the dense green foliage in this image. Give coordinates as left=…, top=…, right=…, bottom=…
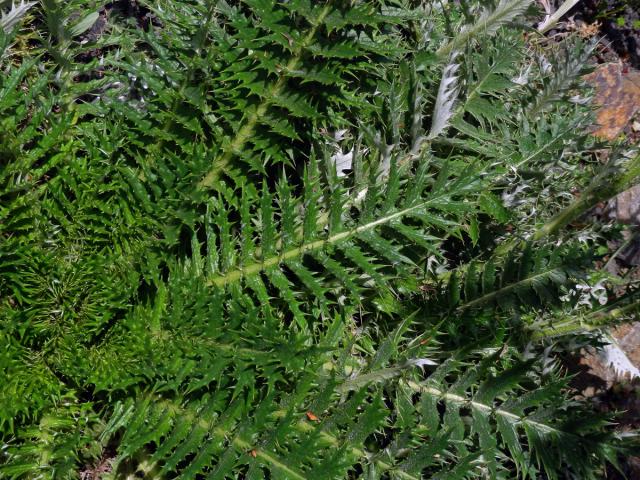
left=1, top=0, right=640, bottom=478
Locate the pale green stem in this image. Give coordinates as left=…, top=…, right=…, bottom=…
left=530, top=299, right=640, bottom=340
left=533, top=154, right=640, bottom=241
left=208, top=197, right=435, bottom=287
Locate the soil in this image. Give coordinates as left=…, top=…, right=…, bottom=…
left=570, top=0, right=640, bottom=68
left=79, top=451, right=114, bottom=480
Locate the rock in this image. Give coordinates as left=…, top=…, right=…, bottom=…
left=614, top=322, right=640, bottom=367
left=613, top=184, right=640, bottom=226
left=585, top=63, right=640, bottom=140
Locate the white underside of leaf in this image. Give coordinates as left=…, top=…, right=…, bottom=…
left=428, top=57, right=460, bottom=140
left=0, top=0, right=35, bottom=33
left=599, top=339, right=640, bottom=380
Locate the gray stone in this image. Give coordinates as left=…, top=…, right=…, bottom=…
left=614, top=184, right=640, bottom=225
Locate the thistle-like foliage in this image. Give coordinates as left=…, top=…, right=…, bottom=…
left=445, top=243, right=586, bottom=312
left=96, top=0, right=413, bottom=190
left=437, top=0, right=535, bottom=58
left=0, top=1, right=35, bottom=33
left=1, top=1, right=638, bottom=479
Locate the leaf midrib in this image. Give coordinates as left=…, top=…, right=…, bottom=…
left=458, top=266, right=564, bottom=311
left=207, top=197, right=435, bottom=287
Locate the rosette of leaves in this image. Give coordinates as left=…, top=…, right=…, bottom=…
left=1, top=1, right=639, bottom=479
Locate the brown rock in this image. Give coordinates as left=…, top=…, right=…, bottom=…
left=585, top=63, right=640, bottom=140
